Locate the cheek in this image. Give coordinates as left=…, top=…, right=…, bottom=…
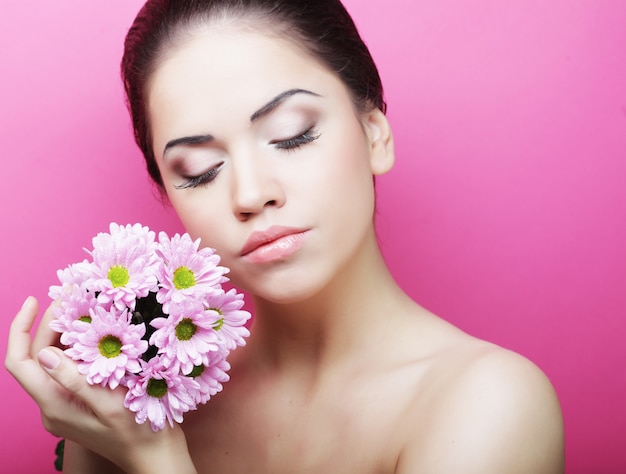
left=166, top=190, right=230, bottom=249
left=327, top=140, right=377, bottom=239
left=158, top=161, right=227, bottom=246
left=316, top=126, right=375, bottom=205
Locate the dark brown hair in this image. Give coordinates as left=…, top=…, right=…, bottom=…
left=121, top=0, right=386, bottom=187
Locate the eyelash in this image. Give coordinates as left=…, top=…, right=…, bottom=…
left=272, top=127, right=320, bottom=151
left=174, top=128, right=320, bottom=190
left=174, top=164, right=223, bottom=190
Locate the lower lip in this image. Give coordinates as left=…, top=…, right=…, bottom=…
left=243, top=232, right=307, bottom=264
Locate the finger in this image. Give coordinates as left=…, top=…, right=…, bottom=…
left=6, top=296, right=39, bottom=371
left=7, top=298, right=82, bottom=404
left=31, top=298, right=63, bottom=356
left=37, top=347, right=136, bottom=439
left=7, top=300, right=128, bottom=442
left=38, top=347, right=86, bottom=394
left=35, top=351, right=104, bottom=439
left=37, top=347, right=127, bottom=415
left=5, top=297, right=65, bottom=404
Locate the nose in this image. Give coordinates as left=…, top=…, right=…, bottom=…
left=230, top=152, right=285, bottom=221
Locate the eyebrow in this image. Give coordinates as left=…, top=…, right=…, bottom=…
left=163, top=134, right=214, bottom=159
left=250, top=88, right=320, bottom=122
left=162, top=88, right=320, bottom=158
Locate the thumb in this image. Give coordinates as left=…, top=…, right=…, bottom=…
left=37, top=347, right=88, bottom=396
left=37, top=347, right=127, bottom=413
left=38, top=347, right=62, bottom=370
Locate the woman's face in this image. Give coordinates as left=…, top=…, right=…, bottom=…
left=147, top=21, right=393, bottom=303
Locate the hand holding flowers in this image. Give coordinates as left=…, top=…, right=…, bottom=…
left=49, top=223, right=250, bottom=431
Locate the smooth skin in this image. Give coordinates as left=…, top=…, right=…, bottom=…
left=6, top=19, right=564, bottom=474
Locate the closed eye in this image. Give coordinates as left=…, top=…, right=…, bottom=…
left=272, top=127, right=320, bottom=151
left=174, top=162, right=224, bottom=189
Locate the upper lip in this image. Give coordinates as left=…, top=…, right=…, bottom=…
left=240, top=225, right=307, bottom=256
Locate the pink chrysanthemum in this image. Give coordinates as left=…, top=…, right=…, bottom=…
left=48, top=260, right=95, bottom=300
left=156, top=232, right=228, bottom=315
left=124, top=357, right=199, bottom=431
left=88, top=223, right=159, bottom=311
left=185, top=352, right=231, bottom=405
left=66, top=305, right=148, bottom=389
left=50, top=284, right=98, bottom=346
left=150, top=300, right=220, bottom=374
left=205, top=288, right=251, bottom=351
left=48, top=222, right=249, bottom=431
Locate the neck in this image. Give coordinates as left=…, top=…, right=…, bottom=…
left=242, top=231, right=414, bottom=379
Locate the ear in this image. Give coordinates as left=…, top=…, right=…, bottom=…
left=363, top=108, right=395, bottom=176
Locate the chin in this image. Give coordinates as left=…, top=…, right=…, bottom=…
left=235, top=275, right=329, bottom=307
left=253, top=287, right=318, bottom=306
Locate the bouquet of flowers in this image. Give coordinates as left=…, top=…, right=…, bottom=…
left=48, top=223, right=250, bottom=431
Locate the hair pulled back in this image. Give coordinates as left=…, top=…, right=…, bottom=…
left=121, top=0, right=386, bottom=187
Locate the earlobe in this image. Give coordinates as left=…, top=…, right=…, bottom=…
left=365, top=108, right=395, bottom=176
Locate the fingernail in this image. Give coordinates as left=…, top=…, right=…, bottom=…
left=21, top=296, right=33, bottom=309
left=38, top=349, right=60, bottom=370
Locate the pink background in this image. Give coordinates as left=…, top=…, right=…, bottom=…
left=1, top=1, right=624, bottom=472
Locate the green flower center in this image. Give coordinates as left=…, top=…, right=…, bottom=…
left=210, top=308, right=224, bottom=331
left=108, top=265, right=130, bottom=288
left=176, top=318, right=197, bottom=341
left=188, top=365, right=205, bottom=378
left=79, top=315, right=92, bottom=323
left=173, top=267, right=195, bottom=290
left=147, top=378, right=168, bottom=398
left=98, top=335, right=122, bottom=358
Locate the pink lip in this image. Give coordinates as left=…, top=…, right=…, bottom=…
left=241, top=226, right=308, bottom=263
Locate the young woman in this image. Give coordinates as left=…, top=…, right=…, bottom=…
left=6, top=0, right=564, bottom=472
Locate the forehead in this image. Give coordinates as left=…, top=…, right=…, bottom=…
left=146, top=23, right=344, bottom=141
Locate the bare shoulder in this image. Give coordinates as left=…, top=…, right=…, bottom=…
left=396, top=330, right=564, bottom=474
